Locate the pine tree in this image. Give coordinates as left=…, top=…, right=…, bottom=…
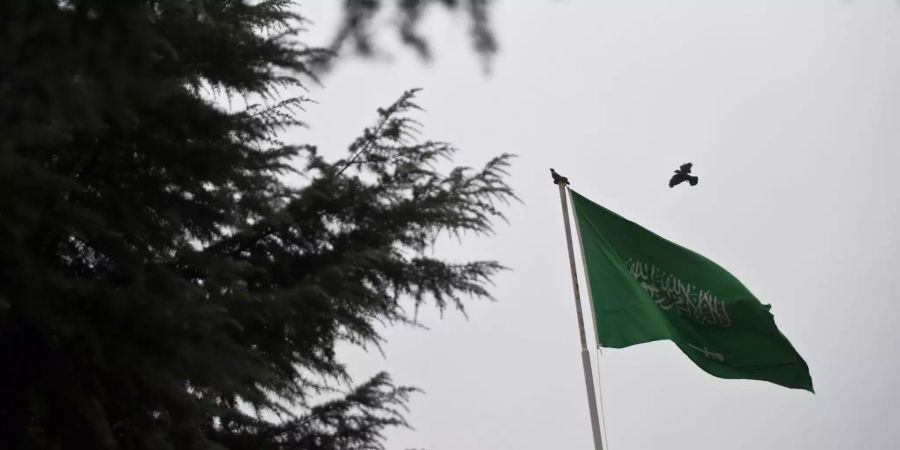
left=0, top=1, right=513, bottom=448
left=325, top=0, right=497, bottom=68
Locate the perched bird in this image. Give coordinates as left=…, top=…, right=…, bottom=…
left=669, top=162, right=699, bottom=188
left=550, top=168, right=569, bottom=185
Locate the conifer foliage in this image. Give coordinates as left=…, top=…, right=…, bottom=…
left=328, top=0, right=497, bottom=64
left=0, top=1, right=513, bottom=448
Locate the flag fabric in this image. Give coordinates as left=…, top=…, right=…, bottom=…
left=570, top=189, right=813, bottom=391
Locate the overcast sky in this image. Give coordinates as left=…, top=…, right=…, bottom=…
left=295, top=2, right=900, bottom=449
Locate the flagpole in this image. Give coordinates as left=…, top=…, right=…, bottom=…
left=553, top=172, right=604, bottom=450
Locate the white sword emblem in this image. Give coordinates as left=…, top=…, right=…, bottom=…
left=689, top=344, right=724, bottom=362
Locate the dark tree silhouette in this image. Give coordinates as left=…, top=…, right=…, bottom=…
left=322, top=0, right=497, bottom=70
left=0, top=1, right=513, bottom=448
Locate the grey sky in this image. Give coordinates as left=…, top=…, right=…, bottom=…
left=296, top=1, right=900, bottom=449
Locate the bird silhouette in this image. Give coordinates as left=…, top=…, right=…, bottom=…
left=550, top=168, right=569, bottom=185
left=669, top=163, right=699, bottom=188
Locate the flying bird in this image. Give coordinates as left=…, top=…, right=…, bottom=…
left=669, top=163, right=699, bottom=188
left=550, top=168, right=569, bottom=185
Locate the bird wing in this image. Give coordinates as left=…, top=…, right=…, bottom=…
left=669, top=173, right=687, bottom=187
left=679, top=163, right=692, bottom=173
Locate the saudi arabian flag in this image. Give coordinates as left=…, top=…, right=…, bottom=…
left=570, top=189, right=813, bottom=392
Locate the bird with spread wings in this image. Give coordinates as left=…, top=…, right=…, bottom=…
left=669, top=163, right=699, bottom=188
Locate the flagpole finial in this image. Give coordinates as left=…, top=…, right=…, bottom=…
left=550, top=168, right=570, bottom=186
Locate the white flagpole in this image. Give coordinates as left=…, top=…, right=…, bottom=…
left=553, top=172, right=604, bottom=450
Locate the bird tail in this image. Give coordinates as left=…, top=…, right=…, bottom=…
left=688, top=176, right=698, bottom=186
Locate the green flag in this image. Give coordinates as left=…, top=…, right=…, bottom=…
left=570, top=189, right=813, bottom=392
